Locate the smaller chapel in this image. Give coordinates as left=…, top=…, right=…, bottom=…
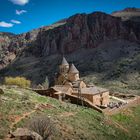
left=55, top=57, right=86, bottom=88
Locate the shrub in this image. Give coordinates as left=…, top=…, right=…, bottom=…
left=4, top=76, right=31, bottom=88
left=27, top=115, right=55, bottom=140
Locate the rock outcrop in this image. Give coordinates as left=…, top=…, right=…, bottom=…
left=25, top=11, right=140, bottom=57
left=0, top=88, right=4, bottom=95
left=10, top=128, right=43, bottom=140
left=112, top=7, right=140, bottom=21
left=0, top=29, right=41, bottom=69
left=0, top=21, right=67, bottom=69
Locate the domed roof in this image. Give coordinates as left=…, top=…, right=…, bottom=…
left=69, top=63, right=79, bottom=74
left=61, top=57, right=69, bottom=65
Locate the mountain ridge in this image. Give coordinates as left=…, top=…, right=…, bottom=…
left=112, top=7, right=140, bottom=21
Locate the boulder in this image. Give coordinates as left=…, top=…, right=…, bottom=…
left=10, top=128, right=43, bottom=140
left=0, top=88, right=4, bottom=95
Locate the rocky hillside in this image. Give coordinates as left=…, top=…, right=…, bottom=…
left=0, top=8, right=139, bottom=68
left=1, top=86, right=140, bottom=139
left=0, top=21, right=66, bottom=70
left=29, top=11, right=139, bottom=57
left=0, top=32, right=16, bottom=69
left=0, top=28, right=44, bottom=70
left=0, top=8, right=140, bottom=94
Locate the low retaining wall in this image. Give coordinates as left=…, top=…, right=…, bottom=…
left=65, top=94, right=103, bottom=113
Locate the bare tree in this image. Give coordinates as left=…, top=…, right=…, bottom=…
left=27, top=115, right=55, bottom=140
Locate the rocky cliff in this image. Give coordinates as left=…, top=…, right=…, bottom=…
left=0, top=9, right=140, bottom=69
left=30, top=11, right=139, bottom=57
left=0, top=20, right=67, bottom=69
left=0, top=29, right=41, bottom=69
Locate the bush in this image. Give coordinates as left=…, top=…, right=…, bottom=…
left=4, top=76, right=31, bottom=88
left=27, top=115, right=55, bottom=140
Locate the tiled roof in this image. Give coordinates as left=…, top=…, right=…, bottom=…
left=52, top=85, right=71, bottom=93
left=74, top=86, right=108, bottom=95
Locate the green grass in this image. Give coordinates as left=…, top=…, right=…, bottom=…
left=112, top=106, right=140, bottom=140
left=0, top=86, right=140, bottom=139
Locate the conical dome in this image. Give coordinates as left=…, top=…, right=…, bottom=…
left=61, top=57, right=69, bottom=65
left=69, top=64, right=79, bottom=74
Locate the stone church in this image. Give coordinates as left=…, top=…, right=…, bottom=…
left=52, top=57, right=110, bottom=107
left=55, top=57, right=86, bottom=87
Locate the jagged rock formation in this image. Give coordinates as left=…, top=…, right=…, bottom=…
left=0, top=29, right=41, bottom=69
left=31, top=11, right=139, bottom=57
left=0, top=33, right=16, bottom=69
left=0, top=21, right=67, bottom=69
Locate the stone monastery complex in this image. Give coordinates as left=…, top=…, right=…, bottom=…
left=35, top=57, right=140, bottom=113
left=50, top=57, right=110, bottom=107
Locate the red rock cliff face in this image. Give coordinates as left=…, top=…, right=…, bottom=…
left=31, top=12, right=140, bottom=56
left=0, top=11, right=140, bottom=70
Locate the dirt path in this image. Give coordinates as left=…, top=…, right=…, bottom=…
left=10, top=110, right=36, bottom=129
left=5, top=110, right=36, bottom=140
left=9, top=103, right=56, bottom=130
left=5, top=103, right=55, bottom=139
left=113, top=121, right=129, bottom=133
left=104, top=117, right=129, bottom=133
left=59, top=112, right=76, bottom=117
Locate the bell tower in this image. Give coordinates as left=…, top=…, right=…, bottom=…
left=59, top=57, right=69, bottom=74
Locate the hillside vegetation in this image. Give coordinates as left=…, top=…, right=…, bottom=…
left=0, top=86, right=140, bottom=140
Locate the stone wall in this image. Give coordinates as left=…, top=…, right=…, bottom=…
left=65, top=93, right=103, bottom=113
left=101, top=92, right=110, bottom=106
left=93, top=94, right=101, bottom=105
left=72, top=92, right=94, bottom=104
left=68, top=73, right=79, bottom=82
left=72, top=92, right=109, bottom=106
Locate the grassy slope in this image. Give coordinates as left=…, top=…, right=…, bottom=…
left=0, top=87, right=140, bottom=140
